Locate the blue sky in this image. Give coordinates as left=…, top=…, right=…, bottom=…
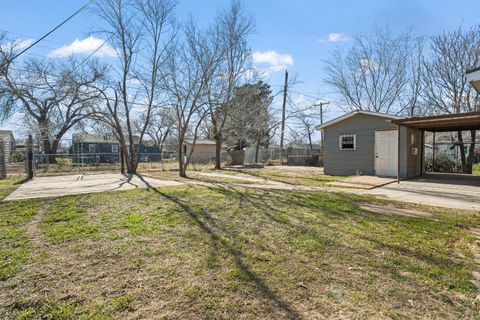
left=1, top=0, right=479, bottom=136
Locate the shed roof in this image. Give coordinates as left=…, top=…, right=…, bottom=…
left=184, top=139, right=216, bottom=145
left=467, top=67, right=480, bottom=94
left=391, top=111, right=480, bottom=132
left=316, top=110, right=401, bottom=130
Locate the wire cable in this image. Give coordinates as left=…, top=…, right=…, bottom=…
left=0, top=0, right=94, bottom=69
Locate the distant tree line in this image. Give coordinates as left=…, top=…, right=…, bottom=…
left=0, top=0, right=277, bottom=177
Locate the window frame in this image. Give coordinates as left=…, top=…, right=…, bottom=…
left=339, top=134, right=356, bottom=151
left=112, top=144, right=119, bottom=153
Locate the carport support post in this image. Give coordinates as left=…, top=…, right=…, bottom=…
left=420, top=130, right=425, bottom=175
left=432, top=131, right=436, bottom=172
left=397, top=125, right=401, bottom=183
left=27, top=134, right=34, bottom=180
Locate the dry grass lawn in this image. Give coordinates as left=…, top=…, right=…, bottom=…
left=1, top=177, right=479, bottom=319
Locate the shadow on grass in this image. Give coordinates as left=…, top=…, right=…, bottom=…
left=13, top=177, right=31, bottom=185
left=136, top=174, right=303, bottom=319
left=136, top=174, right=476, bottom=312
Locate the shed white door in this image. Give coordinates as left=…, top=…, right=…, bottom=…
left=375, top=130, right=398, bottom=177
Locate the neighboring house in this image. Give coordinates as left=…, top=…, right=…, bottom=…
left=72, top=133, right=171, bottom=164
left=72, top=134, right=120, bottom=164
left=317, top=111, right=423, bottom=178
left=183, top=139, right=221, bottom=163
left=138, top=140, right=162, bottom=162
left=0, top=130, right=15, bottom=163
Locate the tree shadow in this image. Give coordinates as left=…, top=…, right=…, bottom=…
left=136, top=174, right=303, bottom=319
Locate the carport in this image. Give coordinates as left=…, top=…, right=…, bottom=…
left=392, top=111, right=480, bottom=183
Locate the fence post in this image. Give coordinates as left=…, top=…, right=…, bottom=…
left=27, top=134, right=34, bottom=180
left=0, top=141, right=6, bottom=180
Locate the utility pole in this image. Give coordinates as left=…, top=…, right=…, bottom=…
left=279, top=70, right=288, bottom=164
left=314, top=101, right=330, bottom=150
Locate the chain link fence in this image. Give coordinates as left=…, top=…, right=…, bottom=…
left=0, top=136, right=326, bottom=179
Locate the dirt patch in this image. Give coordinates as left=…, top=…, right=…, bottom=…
left=359, top=203, right=433, bottom=218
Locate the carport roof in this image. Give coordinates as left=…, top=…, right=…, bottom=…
left=391, top=111, right=480, bottom=132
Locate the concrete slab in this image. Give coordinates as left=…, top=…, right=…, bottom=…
left=329, top=176, right=396, bottom=189
left=4, top=173, right=183, bottom=201
left=368, top=173, right=480, bottom=211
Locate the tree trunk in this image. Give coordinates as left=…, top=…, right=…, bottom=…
left=255, top=137, right=261, bottom=163
left=41, top=136, right=58, bottom=164
left=214, top=133, right=222, bottom=170
left=178, top=141, right=186, bottom=177
left=130, top=144, right=141, bottom=174
left=120, top=146, right=125, bottom=174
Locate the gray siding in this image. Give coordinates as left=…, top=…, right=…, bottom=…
left=323, top=113, right=397, bottom=176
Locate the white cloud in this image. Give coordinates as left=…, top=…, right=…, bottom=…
left=1, top=38, right=35, bottom=51
left=14, top=38, right=35, bottom=50
left=48, top=36, right=116, bottom=58
left=252, top=50, right=294, bottom=74
left=318, top=33, right=351, bottom=43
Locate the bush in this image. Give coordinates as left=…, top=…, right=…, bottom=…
left=425, top=150, right=459, bottom=173
left=473, top=163, right=480, bottom=176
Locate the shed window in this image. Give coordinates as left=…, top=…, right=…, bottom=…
left=112, top=144, right=119, bottom=153
left=339, top=134, right=356, bottom=151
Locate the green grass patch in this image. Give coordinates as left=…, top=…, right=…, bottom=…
left=1, top=180, right=479, bottom=318
left=473, top=163, right=480, bottom=176
left=41, top=196, right=101, bottom=243
left=232, top=168, right=343, bottom=187
left=0, top=179, right=40, bottom=280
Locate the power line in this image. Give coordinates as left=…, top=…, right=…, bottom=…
left=0, top=0, right=94, bottom=69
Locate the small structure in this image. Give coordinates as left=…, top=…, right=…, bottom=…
left=317, top=111, right=422, bottom=178
left=0, top=130, right=15, bottom=163
left=391, top=111, right=480, bottom=177
left=183, top=139, right=218, bottom=163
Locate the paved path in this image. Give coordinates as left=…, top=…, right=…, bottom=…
left=368, top=176, right=480, bottom=211
left=4, top=174, right=183, bottom=201
left=4, top=172, right=480, bottom=211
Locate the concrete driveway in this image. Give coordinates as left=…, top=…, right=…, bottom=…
left=4, top=173, right=182, bottom=201
left=368, top=173, right=480, bottom=211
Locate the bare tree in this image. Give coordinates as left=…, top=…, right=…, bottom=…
left=422, top=25, right=480, bottom=173
left=140, top=108, right=176, bottom=158
left=292, top=110, right=317, bottom=151
left=161, top=33, right=208, bottom=177
left=92, top=0, right=176, bottom=174
left=324, top=26, right=423, bottom=115
left=0, top=35, right=103, bottom=163
left=199, top=0, right=255, bottom=169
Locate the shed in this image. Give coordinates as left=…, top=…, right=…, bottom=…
left=183, top=139, right=219, bottom=163
left=0, top=130, right=15, bottom=163
left=316, top=111, right=423, bottom=178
